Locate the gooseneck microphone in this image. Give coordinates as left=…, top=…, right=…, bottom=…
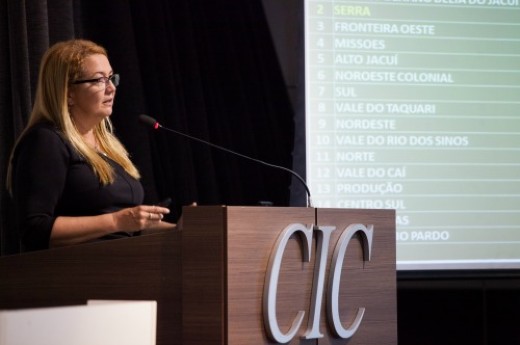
left=138, top=114, right=312, bottom=207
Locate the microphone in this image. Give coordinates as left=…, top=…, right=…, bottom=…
left=138, top=114, right=313, bottom=207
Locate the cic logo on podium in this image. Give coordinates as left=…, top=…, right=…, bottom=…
left=263, top=223, right=373, bottom=343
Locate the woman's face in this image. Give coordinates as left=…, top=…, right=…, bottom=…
left=68, top=54, right=116, bottom=126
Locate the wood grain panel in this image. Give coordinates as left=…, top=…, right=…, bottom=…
left=316, top=208, right=397, bottom=345
left=0, top=231, right=182, bottom=345
left=226, top=206, right=316, bottom=345
left=182, top=206, right=396, bottom=345
left=182, top=206, right=227, bottom=345
left=0, top=206, right=396, bottom=345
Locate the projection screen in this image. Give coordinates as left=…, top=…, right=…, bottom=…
left=304, top=0, right=520, bottom=270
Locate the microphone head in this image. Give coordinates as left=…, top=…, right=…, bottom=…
left=138, top=114, right=160, bottom=130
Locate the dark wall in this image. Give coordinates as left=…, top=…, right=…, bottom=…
left=397, top=275, right=520, bottom=345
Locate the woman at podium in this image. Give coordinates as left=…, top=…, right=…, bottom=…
left=6, top=39, right=175, bottom=252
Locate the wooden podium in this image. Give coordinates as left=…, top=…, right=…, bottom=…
left=0, top=206, right=396, bottom=345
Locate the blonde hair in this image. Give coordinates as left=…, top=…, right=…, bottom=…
left=6, top=39, right=140, bottom=193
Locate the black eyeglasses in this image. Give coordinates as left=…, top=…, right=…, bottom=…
left=72, top=74, right=120, bottom=87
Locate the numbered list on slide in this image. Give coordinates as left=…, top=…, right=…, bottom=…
left=305, top=0, right=520, bottom=266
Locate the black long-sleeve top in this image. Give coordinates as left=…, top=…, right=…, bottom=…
left=11, top=121, right=144, bottom=251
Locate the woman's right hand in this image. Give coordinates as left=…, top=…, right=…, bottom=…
left=50, top=205, right=175, bottom=248
left=112, top=204, right=171, bottom=232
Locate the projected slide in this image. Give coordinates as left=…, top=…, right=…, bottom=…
left=305, top=0, right=520, bottom=270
